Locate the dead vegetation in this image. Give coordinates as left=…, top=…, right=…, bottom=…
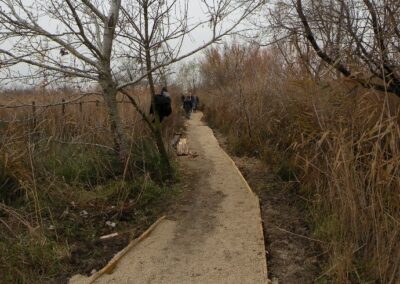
left=1, top=1, right=399, bottom=282
left=0, top=88, right=183, bottom=283
left=200, top=44, right=400, bottom=283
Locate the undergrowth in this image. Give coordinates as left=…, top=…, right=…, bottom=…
left=0, top=89, right=183, bottom=283
left=200, top=44, right=400, bottom=283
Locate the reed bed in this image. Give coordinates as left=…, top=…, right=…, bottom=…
left=200, top=44, right=400, bottom=283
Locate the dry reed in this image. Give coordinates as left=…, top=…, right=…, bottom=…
left=200, top=44, right=400, bottom=283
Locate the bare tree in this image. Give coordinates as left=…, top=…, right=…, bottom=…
left=177, top=60, right=201, bottom=93
left=0, top=0, right=263, bottom=172
left=0, top=0, right=130, bottom=164
left=263, top=0, right=400, bottom=96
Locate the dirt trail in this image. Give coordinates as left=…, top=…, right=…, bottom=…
left=70, top=112, right=268, bottom=284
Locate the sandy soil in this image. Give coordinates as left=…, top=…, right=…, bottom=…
left=70, top=112, right=268, bottom=284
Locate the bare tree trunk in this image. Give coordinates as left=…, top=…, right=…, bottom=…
left=100, top=76, right=129, bottom=166
left=99, top=0, right=130, bottom=168
left=145, top=56, right=172, bottom=176
left=143, top=4, right=172, bottom=177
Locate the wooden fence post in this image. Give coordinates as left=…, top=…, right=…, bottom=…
left=32, top=101, right=36, bottom=130
left=62, top=98, right=66, bottom=115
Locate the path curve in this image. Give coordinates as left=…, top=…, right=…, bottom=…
left=70, top=112, right=268, bottom=284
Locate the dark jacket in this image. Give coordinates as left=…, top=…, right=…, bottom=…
left=150, top=93, right=172, bottom=122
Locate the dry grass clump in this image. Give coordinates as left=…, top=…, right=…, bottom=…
left=200, top=44, right=400, bottom=283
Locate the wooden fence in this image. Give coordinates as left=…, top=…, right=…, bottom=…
left=0, top=98, right=134, bottom=125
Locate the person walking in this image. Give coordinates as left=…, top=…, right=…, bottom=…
left=191, top=95, right=197, bottom=112
left=183, top=94, right=193, bottom=119
left=150, top=87, right=172, bottom=123
left=193, top=96, right=200, bottom=112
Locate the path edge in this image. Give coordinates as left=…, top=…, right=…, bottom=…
left=69, top=216, right=167, bottom=284
left=220, top=144, right=270, bottom=283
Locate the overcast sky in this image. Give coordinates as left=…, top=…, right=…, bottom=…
left=0, top=0, right=254, bottom=89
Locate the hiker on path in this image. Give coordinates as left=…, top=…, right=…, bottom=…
left=192, top=96, right=199, bottom=112
left=191, top=95, right=196, bottom=112
left=183, top=94, right=193, bottom=119
left=150, top=87, right=172, bottom=123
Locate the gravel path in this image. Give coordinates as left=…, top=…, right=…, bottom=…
left=70, top=112, right=268, bottom=284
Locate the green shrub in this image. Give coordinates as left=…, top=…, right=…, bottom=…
left=131, top=138, right=175, bottom=181
left=39, top=145, right=115, bottom=186
left=0, top=235, right=67, bottom=284
left=0, top=160, right=20, bottom=204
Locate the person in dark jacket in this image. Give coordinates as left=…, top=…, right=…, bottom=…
left=150, top=87, right=172, bottom=123
left=192, top=96, right=200, bottom=112
left=183, top=95, right=193, bottom=118
left=191, top=95, right=197, bottom=112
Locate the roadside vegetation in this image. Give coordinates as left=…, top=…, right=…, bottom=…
left=0, top=88, right=183, bottom=283
left=0, top=0, right=259, bottom=281
left=1, top=0, right=399, bottom=283
left=200, top=44, right=400, bottom=283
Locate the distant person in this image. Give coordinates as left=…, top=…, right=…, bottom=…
left=183, top=95, right=193, bottom=118
left=191, top=95, right=197, bottom=112
left=149, top=87, right=172, bottom=123
left=193, top=96, right=200, bottom=112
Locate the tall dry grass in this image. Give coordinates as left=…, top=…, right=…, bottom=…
left=200, top=44, right=400, bottom=283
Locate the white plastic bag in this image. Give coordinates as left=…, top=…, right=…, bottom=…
left=176, top=138, right=189, bottom=156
